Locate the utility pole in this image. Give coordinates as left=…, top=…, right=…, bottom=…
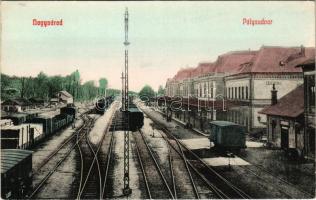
left=122, top=7, right=132, bottom=196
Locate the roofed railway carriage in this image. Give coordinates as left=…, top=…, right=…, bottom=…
left=209, top=121, right=247, bottom=151
left=95, top=96, right=114, bottom=114
left=1, top=149, right=33, bottom=199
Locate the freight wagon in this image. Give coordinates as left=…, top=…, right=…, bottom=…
left=1, top=149, right=33, bottom=199
left=1, top=123, right=43, bottom=149
left=209, top=121, right=246, bottom=151
left=29, top=115, right=54, bottom=135
left=60, top=106, right=76, bottom=119
left=1, top=106, right=76, bottom=149
left=128, top=107, right=144, bottom=131
left=2, top=114, right=28, bottom=125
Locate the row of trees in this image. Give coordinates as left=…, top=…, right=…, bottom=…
left=138, top=85, right=165, bottom=98
left=1, top=70, right=112, bottom=102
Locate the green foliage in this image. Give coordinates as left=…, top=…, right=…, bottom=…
left=0, top=70, right=109, bottom=102
left=99, top=78, right=108, bottom=89
left=98, top=78, right=108, bottom=96
left=139, top=85, right=155, bottom=98
left=107, top=88, right=120, bottom=97
left=157, top=85, right=165, bottom=96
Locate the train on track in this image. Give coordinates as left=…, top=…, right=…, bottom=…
left=1, top=105, right=76, bottom=149
left=95, top=96, right=114, bottom=114
left=208, top=120, right=246, bottom=151
left=128, top=105, right=144, bottom=131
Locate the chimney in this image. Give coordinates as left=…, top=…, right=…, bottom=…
left=300, top=45, right=305, bottom=57
left=271, top=84, right=278, bottom=105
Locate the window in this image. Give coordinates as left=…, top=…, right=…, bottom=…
left=228, top=88, right=231, bottom=98
left=238, top=87, right=241, bottom=99
left=242, top=87, right=244, bottom=99
left=246, top=86, right=249, bottom=99
left=211, top=87, right=213, bottom=98
left=235, top=87, right=237, bottom=99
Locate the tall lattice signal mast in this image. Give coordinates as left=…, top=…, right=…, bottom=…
left=122, top=7, right=132, bottom=196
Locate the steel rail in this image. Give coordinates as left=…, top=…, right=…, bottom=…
left=28, top=115, right=95, bottom=199
left=168, top=144, right=177, bottom=199
left=174, top=138, right=200, bottom=199
left=161, top=126, right=251, bottom=199
left=234, top=163, right=311, bottom=199
left=134, top=136, right=152, bottom=199
left=238, top=158, right=314, bottom=198
left=33, top=109, right=92, bottom=172
left=101, top=111, right=117, bottom=198
left=159, top=132, right=227, bottom=199
left=77, top=109, right=117, bottom=199
left=141, top=110, right=251, bottom=199
left=137, top=129, right=175, bottom=199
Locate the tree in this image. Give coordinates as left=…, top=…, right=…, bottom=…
left=99, top=78, right=108, bottom=96
left=34, top=72, right=49, bottom=100
left=0, top=70, right=105, bottom=102
left=157, top=85, right=165, bottom=96
left=139, top=85, right=155, bottom=98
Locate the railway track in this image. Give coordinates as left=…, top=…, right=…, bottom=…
left=28, top=113, right=95, bottom=199
left=142, top=128, right=201, bottom=199
left=140, top=126, right=219, bottom=199
left=33, top=110, right=92, bottom=173
left=233, top=161, right=314, bottom=198
left=75, top=109, right=117, bottom=199
left=162, top=127, right=251, bottom=199
left=142, top=112, right=251, bottom=199
left=133, top=130, right=175, bottom=199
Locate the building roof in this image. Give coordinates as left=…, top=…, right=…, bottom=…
left=259, top=84, right=304, bottom=118
left=191, top=62, right=217, bottom=77
left=28, top=97, right=44, bottom=103
left=240, top=46, right=315, bottom=74
left=167, top=46, right=315, bottom=83
left=1, top=98, right=31, bottom=106
left=209, top=120, right=241, bottom=127
left=172, top=67, right=195, bottom=81
left=1, top=149, right=33, bottom=174
left=58, top=90, right=73, bottom=98
left=296, top=58, right=315, bottom=70
left=214, top=50, right=257, bottom=74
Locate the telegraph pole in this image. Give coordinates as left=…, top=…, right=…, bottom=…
left=122, top=7, right=132, bottom=196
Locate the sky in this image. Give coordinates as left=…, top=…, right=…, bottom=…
left=1, top=1, right=315, bottom=92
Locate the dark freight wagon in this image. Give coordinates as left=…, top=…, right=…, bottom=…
left=209, top=121, right=247, bottom=151
left=29, top=116, right=54, bottom=135
left=128, top=107, right=144, bottom=131
left=1, top=149, right=33, bottom=199
left=60, top=106, right=76, bottom=119
left=2, top=114, right=28, bottom=125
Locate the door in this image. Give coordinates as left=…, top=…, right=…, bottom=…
left=281, top=126, right=289, bottom=149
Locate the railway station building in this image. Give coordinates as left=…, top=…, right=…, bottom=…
left=164, top=45, right=315, bottom=133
